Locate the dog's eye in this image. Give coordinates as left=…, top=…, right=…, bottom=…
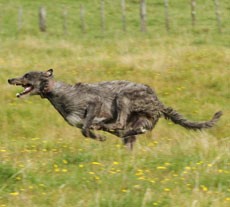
left=24, top=73, right=30, bottom=78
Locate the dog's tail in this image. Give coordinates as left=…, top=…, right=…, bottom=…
left=162, top=107, right=222, bottom=130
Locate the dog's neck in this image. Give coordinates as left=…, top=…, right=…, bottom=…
left=41, top=79, right=71, bottom=98
left=40, top=78, right=56, bottom=98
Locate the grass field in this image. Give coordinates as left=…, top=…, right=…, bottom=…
left=0, top=1, right=230, bottom=207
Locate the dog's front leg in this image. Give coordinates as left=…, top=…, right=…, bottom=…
left=81, top=102, right=106, bottom=141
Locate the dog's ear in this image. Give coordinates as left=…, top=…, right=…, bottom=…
left=44, top=69, right=53, bottom=77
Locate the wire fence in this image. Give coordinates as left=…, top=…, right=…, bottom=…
left=0, top=0, right=228, bottom=37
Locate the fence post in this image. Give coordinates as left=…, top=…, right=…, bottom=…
left=140, top=0, right=147, bottom=32
left=191, top=0, right=196, bottom=28
left=80, top=4, right=86, bottom=33
left=39, top=6, right=46, bottom=32
left=62, top=8, right=68, bottom=35
left=164, top=0, right=170, bottom=32
left=121, top=0, right=126, bottom=32
left=18, top=6, right=23, bottom=32
left=213, top=0, right=222, bottom=33
left=100, top=0, right=105, bottom=33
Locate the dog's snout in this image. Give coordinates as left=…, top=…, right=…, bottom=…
left=8, top=78, right=17, bottom=84
left=8, top=79, right=13, bottom=84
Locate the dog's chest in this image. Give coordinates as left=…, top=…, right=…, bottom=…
left=66, top=113, right=83, bottom=128
left=51, top=100, right=86, bottom=128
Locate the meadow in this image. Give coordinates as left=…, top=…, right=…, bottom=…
left=0, top=0, right=230, bottom=206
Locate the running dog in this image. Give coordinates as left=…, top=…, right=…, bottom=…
left=8, top=69, right=222, bottom=149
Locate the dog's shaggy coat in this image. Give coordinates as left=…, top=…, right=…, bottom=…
left=8, top=69, right=222, bottom=149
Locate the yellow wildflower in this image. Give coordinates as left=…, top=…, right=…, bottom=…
left=225, top=197, right=230, bottom=201
left=54, top=168, right=60, bottom=172
left=92, top=161, right=102, bottom=166
left=121, top=188, right=128, bottom=193
left=201, top=185, right=208, bottom=192
left=109, top=170, right=117, bottom=174
left=88, top=171, right=95, bottom=175
left=10, top=192, right=19, bottom=196
left=15, top=176, right=21, bottom=181
left=135, top=171, right=144, bottom=176
left=62, top=169, right=68, bottom=172
left=63, top=160, right=68, bottom=164
left=156, top=166, right=167, bottom=170
left=137, top=176, right=145, bottom=180
left=149, top=179, right=156, bottom=184
left=164, top=188, right=171, bottom=192
left=196, top=161, right=203, bottom=165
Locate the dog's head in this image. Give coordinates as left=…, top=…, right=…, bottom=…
left=8, top=69, right=53, bottom=98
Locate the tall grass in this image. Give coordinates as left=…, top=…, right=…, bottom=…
left=0, top=1, right=230, bottom=207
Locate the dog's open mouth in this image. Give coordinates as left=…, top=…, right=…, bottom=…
left=16, top=84, right=34, bottom=98
left=8, top=78, right=35, bottom=98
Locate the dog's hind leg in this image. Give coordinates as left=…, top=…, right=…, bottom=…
left=119, top=117, right=157, bottom=149
left=123, top=135, right=136, bottom=150
left=99, top=94, right=131, bottom=130
left=124, top=115, right=157, bottom=136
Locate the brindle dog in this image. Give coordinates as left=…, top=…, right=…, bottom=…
left=8, top=69, right=222, bottom=149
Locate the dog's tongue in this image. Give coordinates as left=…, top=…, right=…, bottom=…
left=24, top=86, right=32, bottom=93
left=16, top=86, right=33, bottom=98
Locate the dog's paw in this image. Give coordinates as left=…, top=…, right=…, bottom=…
left=90, top=124, right=102, bottom=130
left=97, top=135, right=107, bottom=142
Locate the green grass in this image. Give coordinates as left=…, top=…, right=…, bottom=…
left=0, top=0, right=229, bottom=40
left=0, top=0, right=230, bottom=207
